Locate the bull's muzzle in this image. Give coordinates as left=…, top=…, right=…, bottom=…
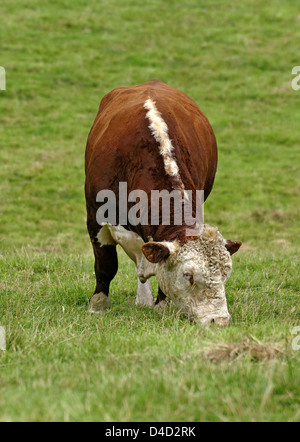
left=211, top=316, right=231, bottom=327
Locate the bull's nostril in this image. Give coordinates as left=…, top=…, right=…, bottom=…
left=213, top=317, right=230, bottom=327
left=210, top=318, right=215, bottom=324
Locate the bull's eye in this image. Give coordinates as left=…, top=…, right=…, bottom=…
left=183, top=273, right=194, bottom=285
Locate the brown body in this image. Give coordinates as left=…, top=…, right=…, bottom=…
left=85, top=80, right=217, bottom=243
left=85, top=81, right=239, bottom=316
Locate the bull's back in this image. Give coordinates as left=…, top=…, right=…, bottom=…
left=85, top=80, right=217, bottom=206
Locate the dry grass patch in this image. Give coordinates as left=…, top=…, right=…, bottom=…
left=203, top=339, right=284, bottom=363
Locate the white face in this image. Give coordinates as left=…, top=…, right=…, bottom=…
left=142, top=225, right=241, bottom=326
left=155, top=248, right=232, bottom=325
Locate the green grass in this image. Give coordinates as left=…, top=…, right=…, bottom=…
left=0, top=0, right=300, bottom=422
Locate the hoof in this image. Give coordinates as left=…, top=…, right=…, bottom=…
left=135, top=298, right=155, bottom=307
left=89, top=292, right=110, bottom=313
left=135, top=279, right=154, bottom=307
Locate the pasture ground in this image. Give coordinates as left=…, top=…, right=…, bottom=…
left=0, top=0, right=299, bottom=421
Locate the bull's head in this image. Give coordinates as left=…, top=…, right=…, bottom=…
left=142, top=225, right=241, bottom=326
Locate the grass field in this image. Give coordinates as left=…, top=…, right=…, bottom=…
left=0, top=0, right=300, bottom=422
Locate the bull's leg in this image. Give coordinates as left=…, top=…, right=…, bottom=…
left=89, top=243, right=118, bottom=313
left=155, top=287, right=169, bottom=310
left=87, top=215, right=118, bottom=313
left=136, top=278, right=154, bottom=307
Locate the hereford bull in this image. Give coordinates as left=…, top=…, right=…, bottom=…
left=85, top=80, right=241, bottom=326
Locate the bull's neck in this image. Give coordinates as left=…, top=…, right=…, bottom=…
left=131, top=222, right=199, bottom=245
left=152, top=223, right=191, bottom=244
left=129, top=191, right=202, bottom=243
left=124, top=179, right=203, bottom=244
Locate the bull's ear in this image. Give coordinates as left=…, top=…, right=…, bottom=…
left=225, top=240, right=242, bottom=255
left=142, top=242, right=170, bottom=264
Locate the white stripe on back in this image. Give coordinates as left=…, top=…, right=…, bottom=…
left=144, top=98, right=184, bottom=190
